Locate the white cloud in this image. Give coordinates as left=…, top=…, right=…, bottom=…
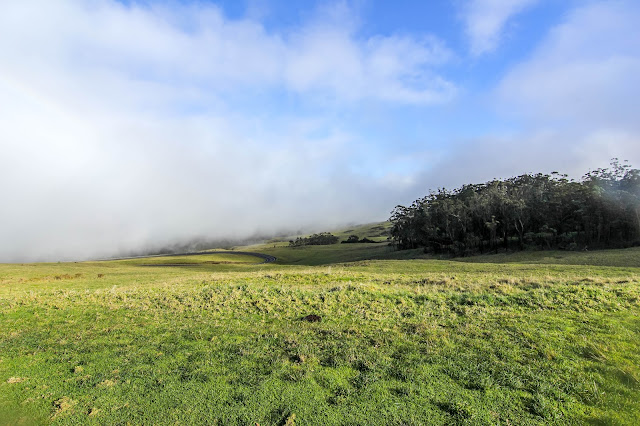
left=285, top=28, right=455, bottom=103
left=413, top=128, right=640, bottom=193
left=462, top=0, right=538, bottom=56
left=456, top=0, right=640, bottom=188
left=497, top=0, right=640, bottom=129
left=396, top=1, right=640, bottom=202
left=0, top=0, right=454, bottom=261
left=0, top=1, right=454, bottom=105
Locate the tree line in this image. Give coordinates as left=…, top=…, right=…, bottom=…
left=289, top=232, right=339, bottom=247
left=390, top=160, right=640, bottom=256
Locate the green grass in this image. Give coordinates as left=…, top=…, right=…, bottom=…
left=116, top=252, right=263, bottom=266
left=241, top=221, right=426, bottom=266
left=265, top=221, right=392, bottom=245
left=455, top=246, right=640, bottom=268
left=331, top=221, right=392, bottom=242
left=247, top=242, right=427, bottom=266
left=1, top=248, right=639, bottom=425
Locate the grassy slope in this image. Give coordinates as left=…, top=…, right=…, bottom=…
left=244, top=221, right=423, bottom=266
left=1, top=245, right=639, bottom=424
left=247, top=242, right=427, bottom=266
left=117, top=252, right=262, bottom=266
left=331, top=221, right=392, bottom=242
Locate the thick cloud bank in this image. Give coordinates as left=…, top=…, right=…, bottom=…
left=1, top=0, right=639, bottom=262
left=1, top=1, right=449, bottom=261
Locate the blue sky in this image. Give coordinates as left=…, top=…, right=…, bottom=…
left=1, top=0, right=639, bottom=261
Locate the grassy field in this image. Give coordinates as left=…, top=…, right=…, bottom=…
left=455, top=247, right=640, bottom=268
left=1, top=237, right=639, bottom=424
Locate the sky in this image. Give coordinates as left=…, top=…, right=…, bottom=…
left=1, top=0, right=639, bottom=262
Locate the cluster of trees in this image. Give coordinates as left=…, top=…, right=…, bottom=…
left=390, top=160, right=640, bottom=256
left=289, top=232, right=339, bottom=247
left=341, top=235, right=377, bottom=244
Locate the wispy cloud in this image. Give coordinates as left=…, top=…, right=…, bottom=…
left=399, top=1, right=640, bottom=199
left=462, top=0, right=538, bottom=56
left=497, top=0, right=640, bottom=129
left=437, top=0, right=640, bottom=186
left=0, top=1, right=455, bottom=105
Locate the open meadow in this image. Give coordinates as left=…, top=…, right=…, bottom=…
left=1, top=241, right=640, bottom=425
left=4, top=1, right=640, bottom=424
